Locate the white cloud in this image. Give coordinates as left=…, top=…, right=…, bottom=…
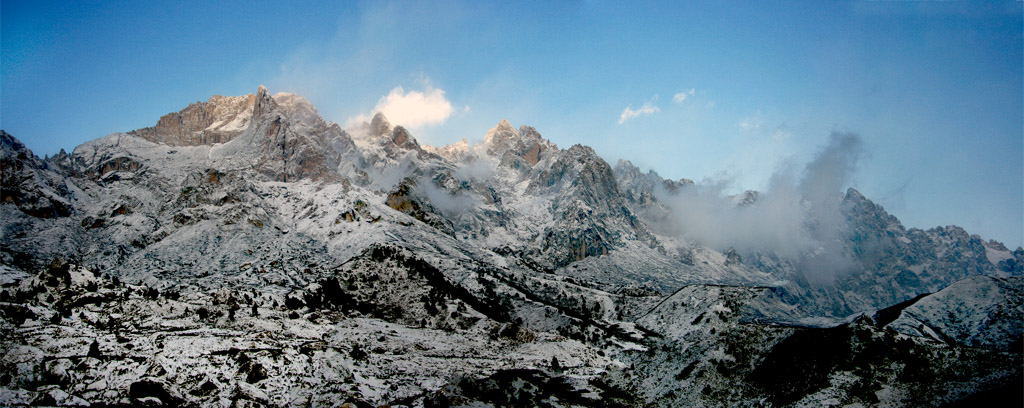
left=347, top=86, right=456, bottom=129
left=618, top=101, right=660, bottom=124
left=673, top=88, right=695, bottom=103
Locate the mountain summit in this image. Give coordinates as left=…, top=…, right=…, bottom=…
left=0, top=86, right=1020, bottom=407
left=130, top=92, right=256, bottom=146
left=483, top=119, right=557, bottom=168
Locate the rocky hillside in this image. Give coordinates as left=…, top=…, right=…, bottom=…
left=1, top=86, right=1020, bottom=406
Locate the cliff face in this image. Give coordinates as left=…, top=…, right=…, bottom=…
left=130, top=93, right=256, bottom=146
left=247, top=86, right=357, bottom=183
left=529, top=144, right=661, bottom=268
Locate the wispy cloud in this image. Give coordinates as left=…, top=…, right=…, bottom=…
left=772, top=128, right=791, bottom=141
left=740, top=115, right=762, bottom=131
left=618, top=99, right=660, bottom=124
left=346, top=84, right=459, bottom=129
left=673, top=88, right=695, bottom=103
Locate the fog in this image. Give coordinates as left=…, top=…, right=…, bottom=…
left=419, top=175, right=478, bottom=217
left=453, top=154, right=497, bottom=182
left=366, top=162, right=413, bottom=191
left=652, top=132, right=866, bottom=279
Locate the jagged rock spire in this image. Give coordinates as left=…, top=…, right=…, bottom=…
left=370, top=112, right=392, bottom=138
left=483, top=119, right=556, bottom=167
left=252, top=85, right=277, bottom=119
left=484, top=119, right=517, bottom=148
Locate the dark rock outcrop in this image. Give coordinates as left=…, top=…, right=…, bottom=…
left=0, top=130, right=73, bottom=218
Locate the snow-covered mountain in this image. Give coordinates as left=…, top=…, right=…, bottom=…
left=1, top=86, right=1020, bottom=406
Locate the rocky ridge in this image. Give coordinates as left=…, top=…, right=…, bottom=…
left=0, top=86, right=1020, bottom=406
left=130, top=93, right=256, bottom=146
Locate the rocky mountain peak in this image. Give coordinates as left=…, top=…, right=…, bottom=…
left=735, top=190, right=760, bottom=207
left=496, top=118, right=514, bottom=131
left=613, top=159, right=653, bottom=207
left=357, top=112, right=419, bottom=153
left=518, top=125, right=542, bottom=139
left=844, top=187, right=866, bottom=202
left=614, top=159, right=640, bottom=175
left=483, top=119, right=517, bottom=148
left=389, top=126, right=420, bottom=151
left=842, top=187, right=902, bottom=233
left=484, top=119, right=557, bottom=168
left=252, top=84, right=277, bottom=119
left=370, top=112, right=392, bottom=138
left=1, top=87, right=1019, bottom=407
left=612, top=159, right=686, bottom=190
left=1, top=130, right=30, bottom=158
left=128, top=88, right=258, bottom=146
left=564, top=143, right=597, bottom=159
left=525, top=142, right=662, bottom=267
left=271, top=92, right=323, bottom=127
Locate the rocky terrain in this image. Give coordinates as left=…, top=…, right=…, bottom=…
left=1, top=86, right=1020, bottom=406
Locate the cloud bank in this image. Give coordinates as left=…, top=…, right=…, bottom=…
left=651, top=132, right=866, bottom=280
left=347, top=85, right=456, bottom=129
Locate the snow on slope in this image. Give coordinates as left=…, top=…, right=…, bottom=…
left=1, top=85, right=1021, bottom=406
left=885, top=275, right=1023, bottom=351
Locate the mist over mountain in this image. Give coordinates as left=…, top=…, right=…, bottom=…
left=1, top=87, right=1020, bottom=407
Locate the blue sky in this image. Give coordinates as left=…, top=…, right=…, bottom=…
left=2, top=1, right=1022, bottom=247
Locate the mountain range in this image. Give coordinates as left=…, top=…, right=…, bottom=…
left=1, top=86, right=1020, bottom=406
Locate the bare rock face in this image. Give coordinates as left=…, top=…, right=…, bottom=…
left=251, top=85, right=275, bottom=119
left=0, top=131, right=73, bottom=218
left=248, top=86, right=356, bottom=183
left=484, top=120, right=557, bottom=171
left=389, top=126, right=419, bottom=151
left=123, top=85, right=357, bottom=184
left=130, top=93, right=255, bottom=146
left=369, top=112, right=392, bottom=139
left=528, top=145, right=661, bottom=268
